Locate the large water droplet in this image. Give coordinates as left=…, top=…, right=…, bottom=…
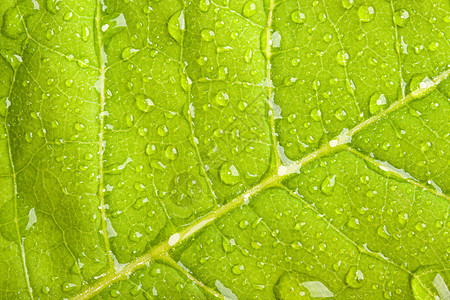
left=411, top=266, right=450, bottom=300
left=232, top=264, right=245, bottom=275
left=46, top=0, right=60, bottom=14
left=201, top=29, right=215, bottom=42
left=121, top=47, right=138, bottom=60
left=168, top=10, right=184, bottom=44
left=310, top=108, right=322, bottom=121
left=165, top=145, right=178, bottom=160
left=215, top=91, right=229, bottom=107
left=321, top=175, right=336, bottom=196
left=219, top=162, right=240, bottom=185
left=345, top=266, right=365, bottom=288
left=393, top=9, right=410, bottom=27
left=291, top=10, right=306, bottom=24
left=135, top=94, right=154, bottom=112
left=336, top=50, right=349, bottom=66
left=198, top=0, right=210, bottom=12
left=358, top=5, right=376, bottom=22
left=342, top=0, right=354, bottom=9
left=369, top=92, right=387, bottom=115
left=242, top=1, right=257, bottom=18
left=274, top=272, right=334, bottom=299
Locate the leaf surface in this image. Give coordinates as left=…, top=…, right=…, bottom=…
left=0, top=0, right=449, bottom=299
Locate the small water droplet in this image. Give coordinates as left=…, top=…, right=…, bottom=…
left=393, top=9, right=410, bottom=27
left=165, top=145, right=178, bottom=160
left=242, top=1, right=257, bottom=18
left=274, top=272, right=334, bottom=298
left=358, top=5, right=376, bottom=23
left=215, top=91, right=230, bottom=107
left=377, top=225, right=391, bottom=240
left=336, top=50, right=349, bottom=66
left=62, top=282, right=78, bottom=293
left=135, top=94, right=154, bottom=112
left=219, top=162, right=240, bottom=185
left=342, top=0, right=354, bottom=9
left=347, top=218, right=360, bottom=230
left=369, top=92, right=387, bottom=115
left=167, top=10, right=184, bottom=44
left=321, top=175, right=336, bottom=196
left=157, top=125, right=169, bottom=137
left=345, top=266, right=365, bottom=288
left=291, top=10, right=306, bottom=24
left=121, top=47, right=138, bottom=60
left=334, top=108, right=347, bottom=121
left=198, top=0, right=210, bottom=12
left=201, top=29, right=214, bottom=42
left=232, top=264, right=245, bottom=275
left=244, top=48, right=253, bottom=63
left=310, top=108, right=322, bottom=121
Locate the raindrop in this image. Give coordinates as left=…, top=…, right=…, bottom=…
left=345, top=266, right=365, bottom=288
left=165, top=145, right=178, bottom=160
left=342, top=0, right=354, bottom=9
left=274, top=272, right=334, bottom=299
left=167, top=10, right=184, bottom=44
left=135, top=94, right=154, bottom=112
left=244, top=49, right=253, bottom=63
left=198, top=0, right=210, bottom=12
left=215, top=91, right=230, bottom=107
left=121, top=47, right=138, bottom=60
left=393, top=9, right=410, bottom=27
left=157, top=125, right=169, bottom=137
left=201, top=29, right=215, bottom=42
left=336, top=50, right=349, bottom=66
left=358, top=5, right=376, bottom=23
left=335, top=108, right=347, bottom=121
left=242, top=1, right=257, bottom=18
left=291, top=10, right=306, bottom=24
left=369, top=92, right=387, bottom=115
left=321, top=175, right=336, bottom=196
left=310, top=108, right=322, bottom=121
left=219, top=162, right=240, bottom=185
left=232, top=264, right=245, bottom=275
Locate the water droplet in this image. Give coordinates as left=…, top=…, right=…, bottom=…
left=167, top=10, right=184, bottom=44
left=222, top=239, right=234, bottom=253
left=218, top=66, right=228, bottom=80
left=46, top=0, right=60, bottom=14
left=121, top=47, right=138, bottom=60
left=2, top=6, right=25, bottom=39
left=219, top=162, right=240, bottom=185
left=321, top=175, right=336, bottom=196
left=215, top=91, right=229, bottom=107
left=369, top=92, right=387, bottom=115
left=342, top=0, right=354, bottom=9
left=347, top=218, right=360, bottom=230
left=198, top=0, right=210, bottom=12
left=244, top=48, right=253, bottom=63
left=310, top=108, right=322, bottom=121
left=274, top=272, right=334, bottom=299
left=145, top=143, right=156, bottom=156
left=81, top=26, right=90, bottom=41
left=346, top=266, right=365, bottom=288
left=74, top=123, right=85, bottom=131
left=134, top=182, right=146, bottom=191
left=62, top=282, right=78, bottom=293
left=165, top=145, right=178, bottom=160
left=411, top=266, right=450, bottom=300
left=110, top=290, right=120, bottom=298
left=135, top=94, right=154, bottom=112
left=128, top=231, right=143, bottom=242
left=64, top=11, right=73, bottom=21
left=133, top=197, right=148, bottom=210
left=242, top=1, right=257, bottom=18
left=393, top=9, right=410, bottom=27
left=232, top=264, right=245, bottom=275
left=415, top=222, right=426, bottom=232
left=409, top=73, right=433, bottom=93
left=377, top=225, right=391, bottom=240
left=334, top=108, right=347, bottom=121
left=201, top=29, right=214, bottom=42
left=323, top=33, right=332, bottom=42
left=358, top=5, right=376, bottom=22
left=291, top=10, right=306, bottom=24
left=336, top=50, right=349, bottom=66
left=157, top=125, right=169, bottom=137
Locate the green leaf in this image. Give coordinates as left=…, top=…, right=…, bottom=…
left=0, top=0, right=449, bottom=299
